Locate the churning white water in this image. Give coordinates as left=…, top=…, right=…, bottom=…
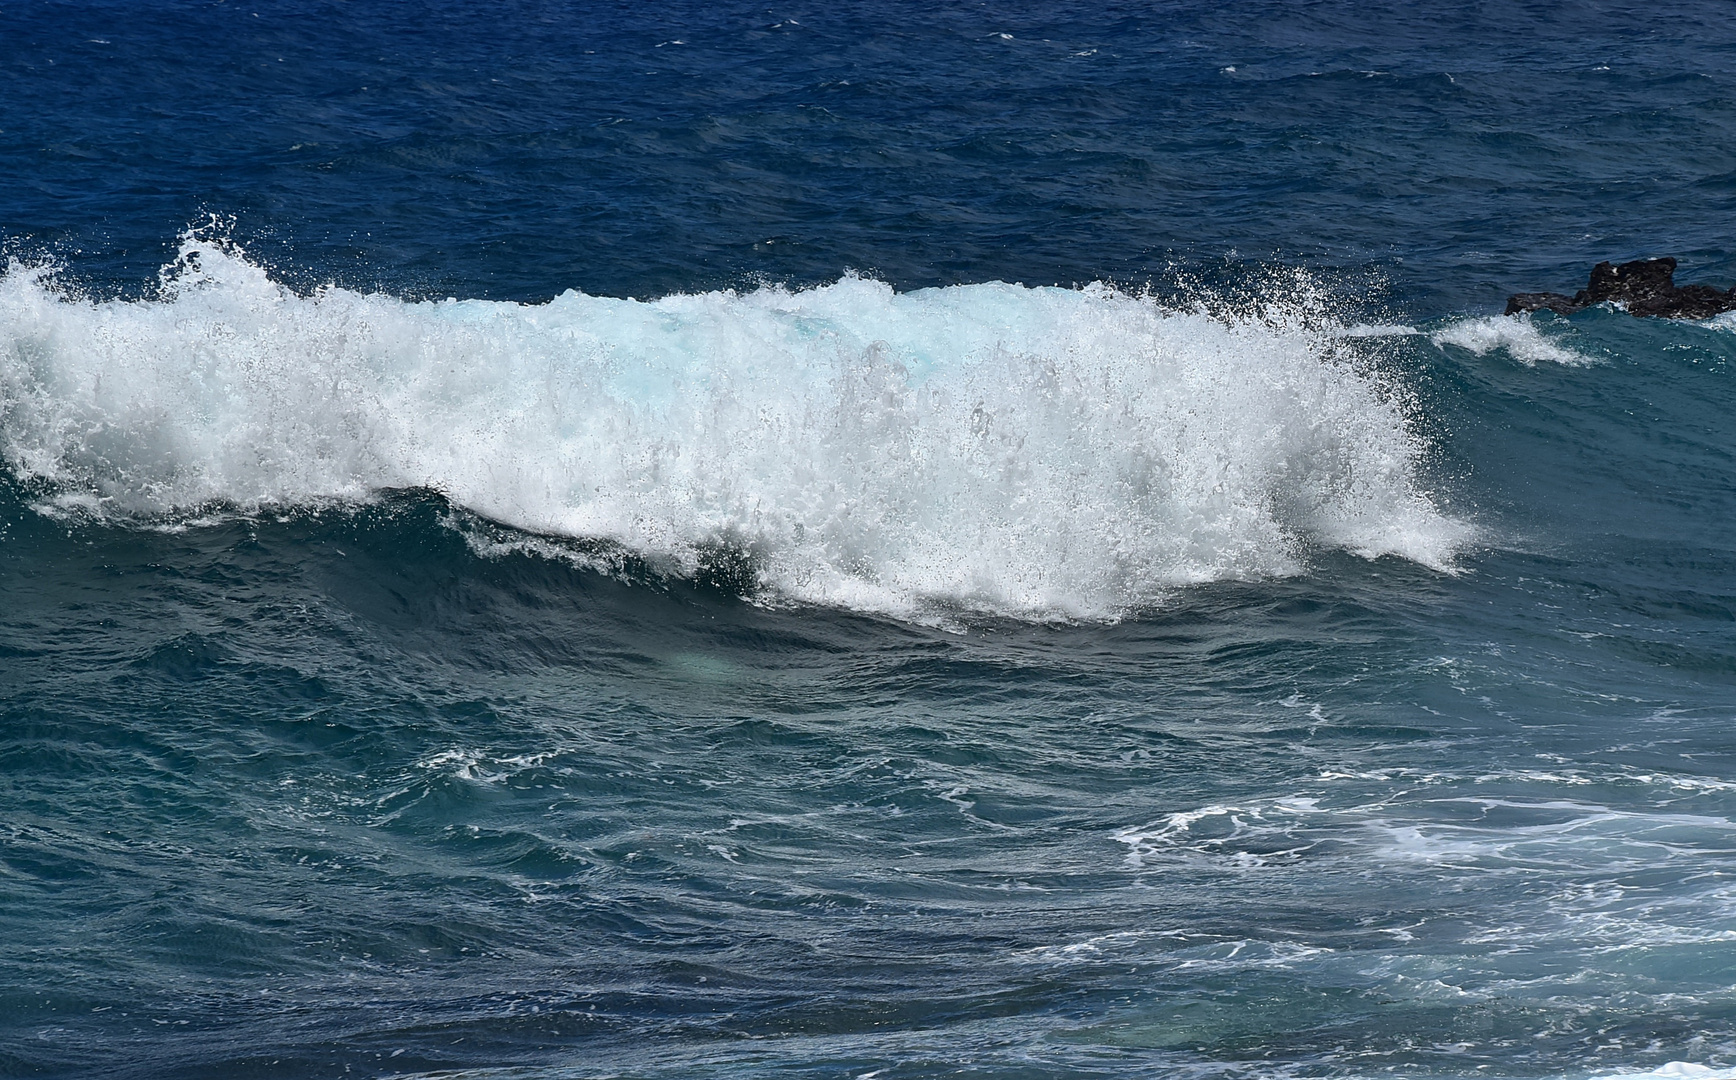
left=0, top=239, right=1467, bottom=620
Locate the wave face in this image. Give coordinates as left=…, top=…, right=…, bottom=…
left=0, top=240, right=1461, bottom=620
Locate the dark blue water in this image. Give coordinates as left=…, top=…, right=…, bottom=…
left=5, top=3, right=1736, bottom=1079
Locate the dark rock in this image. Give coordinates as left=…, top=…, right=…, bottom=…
left=1504, top=291, right=1582, bottom=316
left=1505, top=257, right=1736, bottom=318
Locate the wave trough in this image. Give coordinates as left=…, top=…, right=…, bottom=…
left=0, top=239, right=1465, bottom=619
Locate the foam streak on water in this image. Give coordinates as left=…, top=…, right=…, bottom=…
left=0, top=239, right=1462, bottom=621
left=1430, top=315, right=1595, bottom=367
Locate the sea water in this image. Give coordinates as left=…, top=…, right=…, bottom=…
left=4, top=3, right=1736, bottom=1078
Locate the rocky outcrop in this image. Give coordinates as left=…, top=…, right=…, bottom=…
left=1505, top=257, right=1736, bottom=318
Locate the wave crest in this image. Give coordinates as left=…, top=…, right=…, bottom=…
left=0, top=238, right=1466, bottom=620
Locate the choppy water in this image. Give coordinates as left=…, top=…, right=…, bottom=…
left=5, top=3, right=1736, bottom=1079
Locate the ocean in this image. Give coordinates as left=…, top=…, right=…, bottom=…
left=4, top=2, right=1736, bottom=1078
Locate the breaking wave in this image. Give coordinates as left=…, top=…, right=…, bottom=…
left=0, top=237, right=1467, bottom=620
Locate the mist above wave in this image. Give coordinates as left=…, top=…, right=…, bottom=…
left=0, top=238, right=1466, bottom=620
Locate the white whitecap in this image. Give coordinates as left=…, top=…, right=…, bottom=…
left=1431, top=314, right=1594, bottom=366
left=0, top=237, right=1469, bottom=622
left=1587, top=1064, right=1736, bottom=1080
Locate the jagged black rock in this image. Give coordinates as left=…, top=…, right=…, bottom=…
left=1507, top=257, right=1736, bottom=318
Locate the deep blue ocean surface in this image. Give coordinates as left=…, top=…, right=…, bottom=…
left=6, top=2, right=1736, bottom=1078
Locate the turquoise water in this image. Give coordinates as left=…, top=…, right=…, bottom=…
left=5, top=3, right=1736, bottom=1078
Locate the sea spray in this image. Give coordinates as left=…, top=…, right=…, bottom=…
left=0, top=237, right=1466, bottom=620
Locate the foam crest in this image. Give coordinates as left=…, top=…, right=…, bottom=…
left=0, top=238, right=1466, bottom=620
left=1589, top=1066, right=1736, bottom=1080
left=1431, top=314, right=1595, bottom=366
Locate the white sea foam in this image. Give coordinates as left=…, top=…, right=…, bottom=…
left=1430, top=314, right=1595, bottom=366
left=1114, top=782, right=1736, bottom=877
left=1588, top=1065, right=1736, bottom=1080
left=0, top=237, right=1467, bottom=620
left=1336, top=322, right=1422, bottom=339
